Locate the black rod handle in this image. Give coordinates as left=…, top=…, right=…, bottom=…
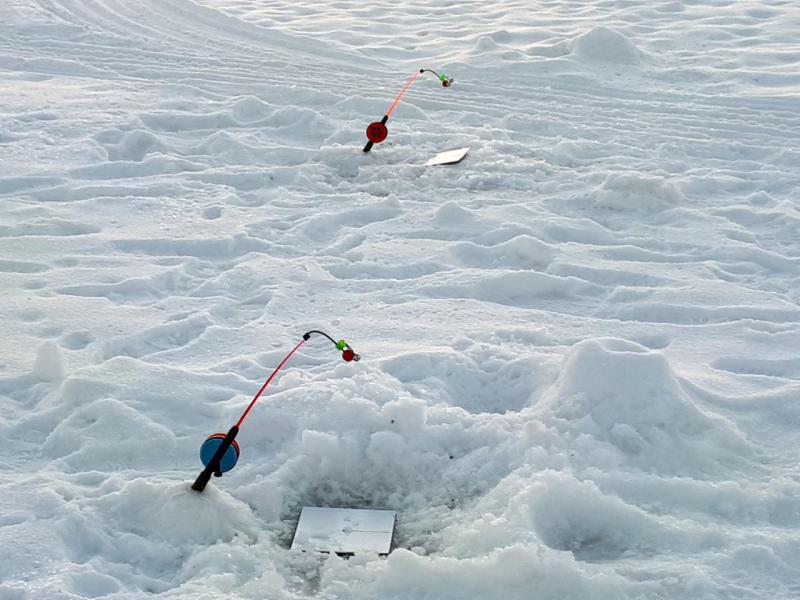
left=191, top=466, right=213, bottom=492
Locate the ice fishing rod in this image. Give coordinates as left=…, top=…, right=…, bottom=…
left=191, top=330, right=360, bottom=492
left=363, top=68, right=454, bottom=153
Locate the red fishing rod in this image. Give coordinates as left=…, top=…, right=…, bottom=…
left=191, top=330, right=360, bottom=492
left=363, top=68, right=454, bottom=153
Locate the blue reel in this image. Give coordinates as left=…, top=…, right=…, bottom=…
left=199, top=433, right=240, bottom=473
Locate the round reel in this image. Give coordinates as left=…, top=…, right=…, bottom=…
left=366, top=121, right=389, bottom=144
left=199, top=433, right=241, bottom=473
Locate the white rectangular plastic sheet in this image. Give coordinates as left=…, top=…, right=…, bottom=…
left=291, top=507, right=396, bottom=554
left=425, top=146, right=470, bottom=166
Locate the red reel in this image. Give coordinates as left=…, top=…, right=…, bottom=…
left=366, top=121, right=388, bottom=144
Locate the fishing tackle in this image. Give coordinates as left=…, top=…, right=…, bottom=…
left=192, top=330, right=360, bottom=492
left=363, top=68, right=454, bottom=153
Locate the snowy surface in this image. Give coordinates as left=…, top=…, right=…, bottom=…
left=1, top=0, right=800, bottom=598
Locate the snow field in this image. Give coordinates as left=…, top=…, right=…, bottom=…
left=1, top=0, right=800, bottom=598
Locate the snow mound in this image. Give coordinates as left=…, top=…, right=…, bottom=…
left=94, top=479, right=258, bottom=546
left=351, top=544, right=626, bottom=600
left=529, top=471, right=668, bottom=559
left=435, top=201, right=477, bottom=226
left=567, top=27, right=644, bottom=65
left=381, top=348, right=539, bottom=413
left=539, top=338, right=751, bottom=475
left=195, top=131, right=260, bottom=164
left=229, top=95, right=272, bottom=125
left=105, top=130, right=165, bottom=162
left=449, top=235, right=555, bottom=270
left=264, top=106, right=331, bottom=135
left=43, top=397, right=177, bottom=470
left=593, top=172, right=683, bottom=212
left=32, top=340, right=65, bottom=381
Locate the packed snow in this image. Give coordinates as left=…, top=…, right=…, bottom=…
left=1, top=0, right=799, bottom=598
